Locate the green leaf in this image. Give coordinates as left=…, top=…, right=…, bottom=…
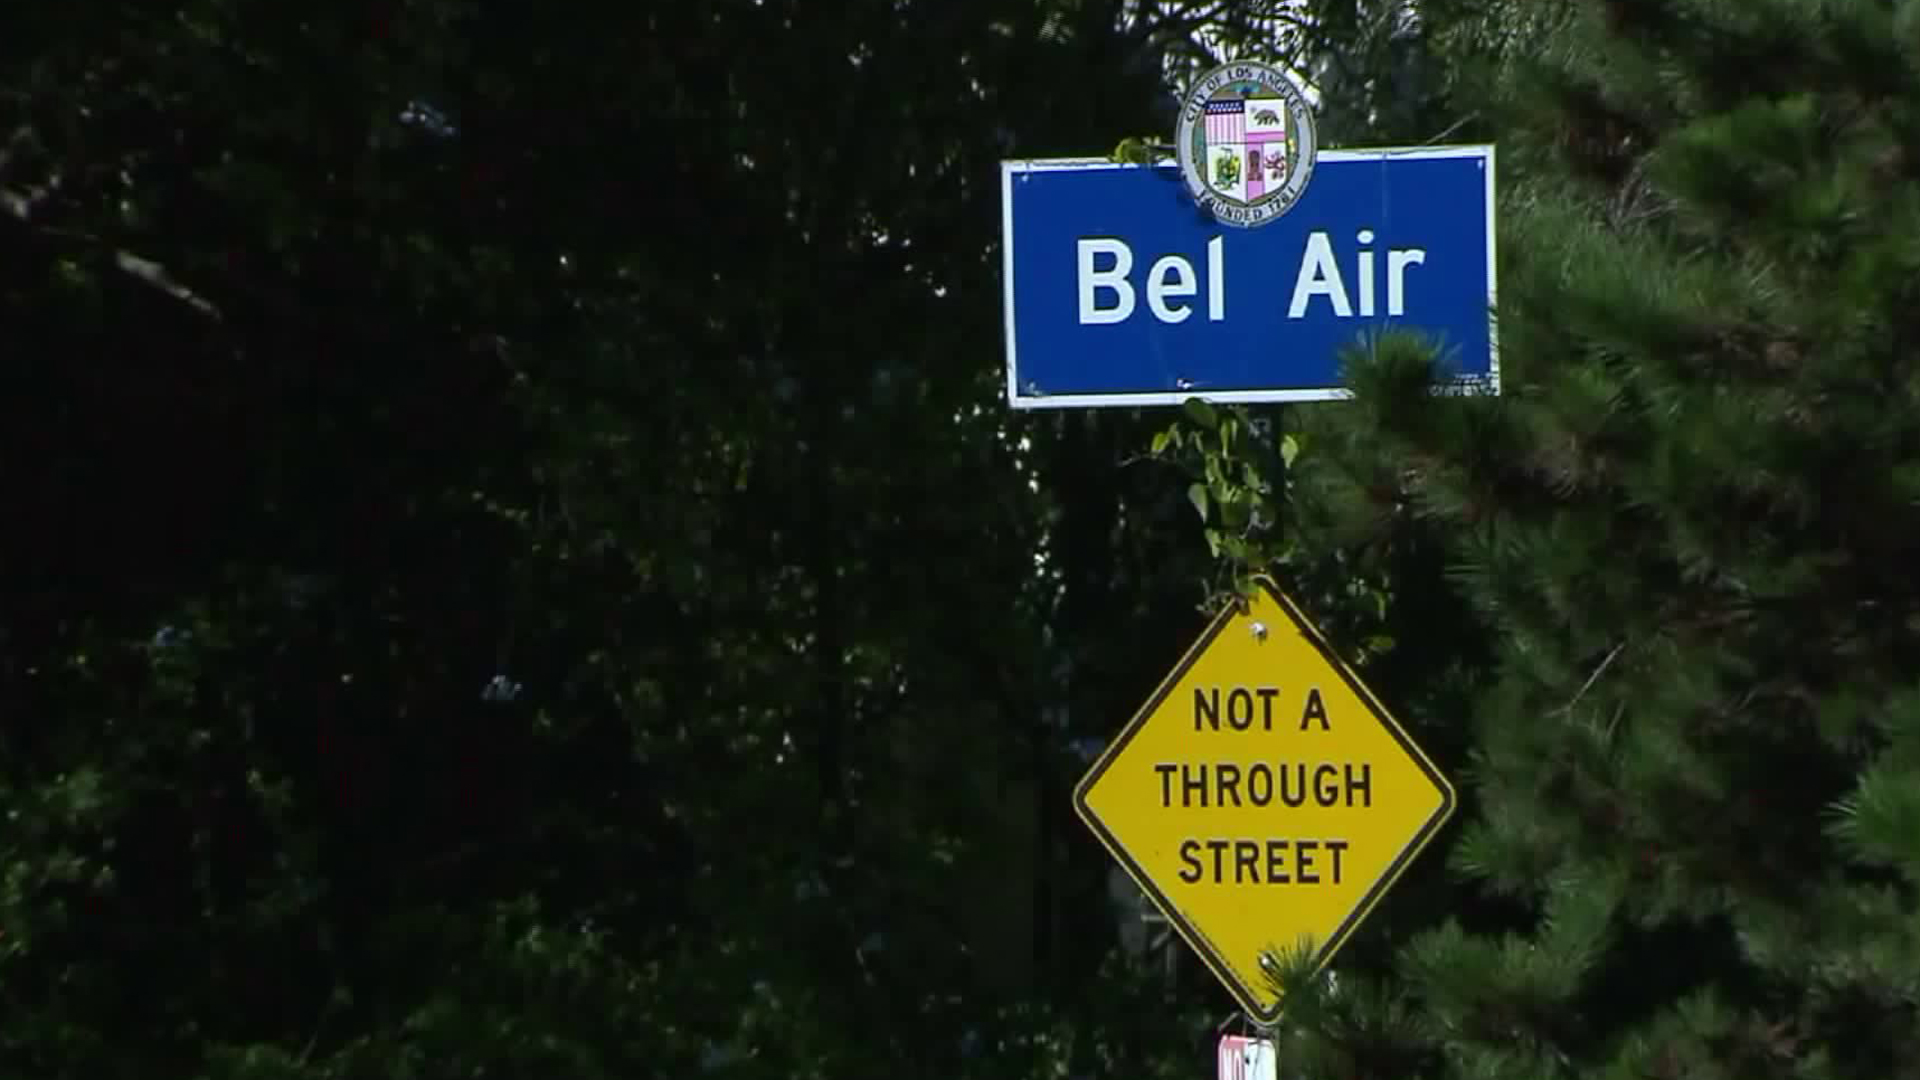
left=1183, top=397, right=1219, bottom=429
left=1280, top=433, right=1300, bottom=469
left=1187, top=482, right=1209, bottom=521
left=1220, top=491, right=1251, bottom=530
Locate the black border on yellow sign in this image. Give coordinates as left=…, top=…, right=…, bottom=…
left=1071, top=575, right=1456, bottom=1023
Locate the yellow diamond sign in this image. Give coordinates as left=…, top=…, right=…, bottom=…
left=1075, top=577, right=1453, bottom=1021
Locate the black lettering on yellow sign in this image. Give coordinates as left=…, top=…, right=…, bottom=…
left=1300, top=687, right=1329, bottom=730
left=1165, top=683, right=1370, bottom=887
left=1193, top=685, right=1333, bottom=732
left=1193, top=686, right=1282, bottom=731
left=1152, top=762, right=1371, bottom=808
left=1176, top=838, right=1350, bottom=884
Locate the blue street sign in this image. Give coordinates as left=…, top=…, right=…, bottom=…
left=999, top=147, right=1497, bottom=409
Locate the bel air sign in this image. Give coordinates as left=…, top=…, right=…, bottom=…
left=998, top=147, right=1497, bottom=409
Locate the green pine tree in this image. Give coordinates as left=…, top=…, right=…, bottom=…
left=1245, top=0, right=1920, bottom=1076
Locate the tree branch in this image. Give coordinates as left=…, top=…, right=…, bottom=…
left=0, top=179, right=223, bottom=321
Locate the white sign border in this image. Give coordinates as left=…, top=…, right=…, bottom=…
left=999, top=145, right=1499, bottom=411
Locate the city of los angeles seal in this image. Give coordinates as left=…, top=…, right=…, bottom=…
left=1175, top=61, right=1317, bottom=229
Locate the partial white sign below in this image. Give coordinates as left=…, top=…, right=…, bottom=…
left=1218, top=1034, right=1277, bottom=1080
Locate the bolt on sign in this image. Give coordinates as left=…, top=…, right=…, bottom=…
left=1074, top=578, right=1454, bottom=1021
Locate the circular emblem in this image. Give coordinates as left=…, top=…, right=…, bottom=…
left=1175, top=61, right=1317, bottom=228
